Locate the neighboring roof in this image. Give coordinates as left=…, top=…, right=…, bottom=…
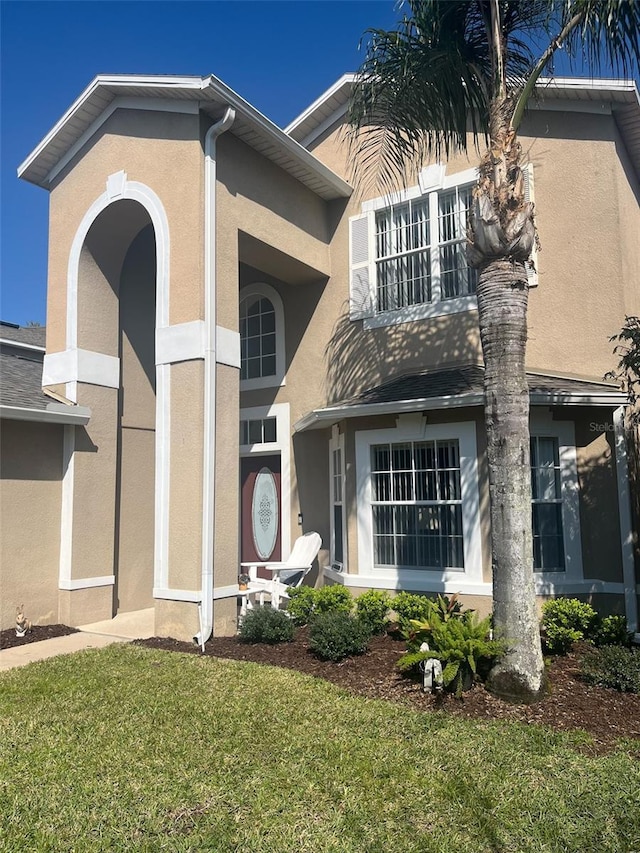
left=0, top=333, right=91, bottom=424
left=0, top=321, right=45, bottom=349
left=285, top=75, right=640, bottom=178
left=294, top=365, right=627, bottom=431
left=17, top=74, right=352, bottom=201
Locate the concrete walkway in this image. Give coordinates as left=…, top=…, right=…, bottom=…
left=0, top=609, right=155, bottom=672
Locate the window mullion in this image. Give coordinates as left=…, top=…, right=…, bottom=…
left=429, top=190, right=441, bottom=303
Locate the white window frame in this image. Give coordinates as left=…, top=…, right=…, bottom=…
left=355, top=415, right=483, bottom=592
left=358, top=166, right=479, bottom=331
left=531, top=410, right=583, bottom=590
left=239, top=282, right=286, bottom=391
left=329, top=425, right=347, bottom=571
left=240, top=402, right=291, bottom=560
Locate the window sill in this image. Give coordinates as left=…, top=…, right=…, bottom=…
left=362, top=295, right=477, bottom=330
left=240, top=374, right=286, bottom=392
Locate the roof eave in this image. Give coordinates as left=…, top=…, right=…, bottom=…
left=0, top=403, right=92, bottom=425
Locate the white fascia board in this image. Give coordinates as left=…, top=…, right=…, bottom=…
left=0, top=338, right=45, bottom=353
left=294, top=391, right=627, bottom=432
left=0, top=403, right=91, bottom=425
left=537, top=76, right=638, bottom=96
left=284, top=73, right=355, bottom=136
left=18, top=74, right=206, bottom=178
left=294, top=393, right=485, bottom=432
left=202, top=75, right=352, bottom=199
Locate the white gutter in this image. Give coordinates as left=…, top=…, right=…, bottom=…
left=294, top=390, right=627, bottom=432
left=194, top=106, right=236, bottom=651
left=613, top=406, right=639, bottom=634
left=0, top=338, right=45, bottom=353
left=0, top=403, right=91, bottom=425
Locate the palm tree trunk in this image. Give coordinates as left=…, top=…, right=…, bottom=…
left=475, top=256, right=545, bottom=701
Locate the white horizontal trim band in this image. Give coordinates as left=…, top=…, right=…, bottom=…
left=325, top=568, right=626, bottom=597
left=153, top=587, right=202, bottom=603
left=43, top=349, right=120, bottom=388
left=213, top=584, right=242, bottom=600
left=215, top=326, right=241, bottom=369
left=156, top=321, right=205, bottom=365
left=59, top=575, right=115, bottom=590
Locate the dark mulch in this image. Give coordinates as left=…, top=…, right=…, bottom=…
left=136, top=630, right=640, bottom=753
left=0, top=624, right=78, bottom=650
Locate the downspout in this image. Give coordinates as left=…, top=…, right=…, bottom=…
left=194, top=106, right=236, bottom=650
left=613, top=406, right=639, bottom=635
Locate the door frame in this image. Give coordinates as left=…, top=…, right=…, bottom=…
left=239, top=402, right=291, bottom=561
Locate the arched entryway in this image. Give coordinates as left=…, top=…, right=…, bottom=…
left=78, top=200, right=157, bottom=614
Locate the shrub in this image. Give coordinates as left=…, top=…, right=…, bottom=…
left=238, top=607, right=295, bottom=644
left=391, top=592, right=433, bottom=631
left=287, top=586, right=317, bottom=626
left=580, top=645, right=640, bottom=693
left=355, top=590, right=391, bottom=635
left=398, top=611, right=504, bottom=696
left=541, top=598, right=599, bottom=654
left=593, top=614, right=632, bottom=648
left=314, top=585, right=353, bottom=615
left=308, top=612, right=370, bottom=662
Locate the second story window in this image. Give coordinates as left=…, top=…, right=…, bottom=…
left=239, top=283, right=286, bottom=391
left=349, top=165, right=484, bottom=329
left=374, top=186, right=476, bottom=315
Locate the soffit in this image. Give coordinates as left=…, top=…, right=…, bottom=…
left=18, top=75, right=352, bottom=201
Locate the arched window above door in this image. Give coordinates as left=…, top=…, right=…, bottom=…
left=239, top=283, right=285, bottom=390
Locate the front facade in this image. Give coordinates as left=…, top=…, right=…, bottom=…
left=3, top=73, right=639, bottom=639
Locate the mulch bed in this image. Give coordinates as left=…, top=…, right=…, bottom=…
left=0, top=624, right=78, bottom=650
left=136, top=630, right=640, bottom=753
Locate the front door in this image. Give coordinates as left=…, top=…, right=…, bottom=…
left=241, top=455, right=281, bottom=577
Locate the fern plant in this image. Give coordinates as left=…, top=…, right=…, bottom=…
left=398, top=612, right=504, bottom=697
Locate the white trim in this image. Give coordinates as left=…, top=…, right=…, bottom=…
left=58, top=422, right=76, bottom=590
left=47, top=97, right=200, bottom=186
left=362, top=166, right=479, bottom=213
left=355, top=419, right=483, bottom=585
left=213, top=584, right=241, bottom=600
left=43, top=349, right=120, bottom=388
left=324, top=567, right=626, bottom=597
left=294, top=390, right=627, bottom=432
left=59, top=575, right=115, bottom=591
left=153, top=587, right=201, bottom=603
left=0, top=338, right=45, bottom=353
left=155, top=364, right=171, bottom=591
left=0, top=404, right=90, bottom=425
left=215, top=325, right=241, bottom=369
left=329, top=425, right=347, bottom=571
left=364, top=294, right=478, bottom=331
left=284, top=73, right=354, bottom=137
left=614, top=406, right=638, bottom=632
left=155, top=320, right=205, bottom=365
left=239, top=282, right=286, bottom=390
left=240, top=402, right=291, bottom=561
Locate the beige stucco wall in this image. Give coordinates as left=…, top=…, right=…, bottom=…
left=0, top=421, right=63, bottom=629
left=46, top=107, right=205, bottom=356
left=308, top=106, right=640, bottom=387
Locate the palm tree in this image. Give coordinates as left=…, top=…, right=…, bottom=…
left=347, top=0, right=640, bottom=701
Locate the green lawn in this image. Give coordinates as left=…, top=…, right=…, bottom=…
left=1, top=644, right=639, bottom=853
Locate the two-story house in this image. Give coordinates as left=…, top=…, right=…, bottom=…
left=2, top=72, right=638, bottom=641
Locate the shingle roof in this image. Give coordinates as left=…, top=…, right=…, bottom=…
left=0, top=322, right=45, bottom=348
left=295, top=365, right=627, bottom=431
left=343, top=365, right=622, bottom=407
left=0, top=349, right=50, bottom=410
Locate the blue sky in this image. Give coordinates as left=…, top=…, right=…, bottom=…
left=1, top=0, right=400, bottom=325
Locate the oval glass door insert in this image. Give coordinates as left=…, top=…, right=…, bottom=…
left=251, top=467, right=279, bottom=560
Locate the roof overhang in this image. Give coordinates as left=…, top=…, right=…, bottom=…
left=286, top=75, right=640, bottom=178
left=294, top=388, right=627, bottom=432
left=0, top=402, right=91, bottom=425
left=18, top=74, right=353, bottom=201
